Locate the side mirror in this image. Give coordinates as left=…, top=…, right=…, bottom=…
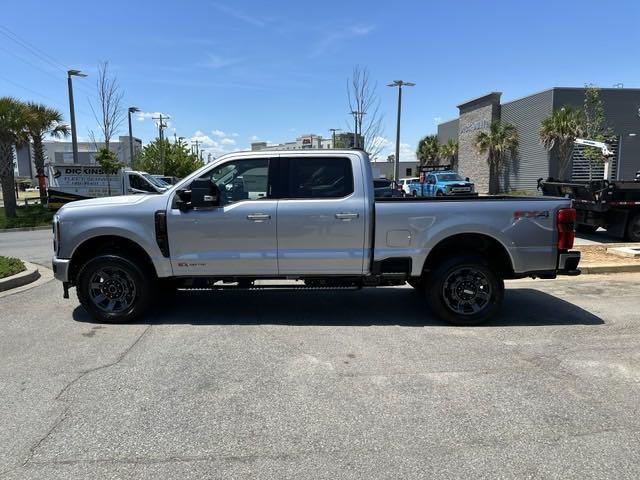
left=465, top=177, right=470, bottom=182
left=190, top=178, right=220, bottom=210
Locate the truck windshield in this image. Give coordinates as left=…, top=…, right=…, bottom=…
left=438, top=173, right=464, bottom=181
left=143, top=173, right=169, bottom=188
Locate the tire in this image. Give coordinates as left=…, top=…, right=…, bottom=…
left=576, top=224, right=598, bottom=234
left=436, top=190, right=444, bottom=197
left=626, top=213, right=640, bottom=242
left=407, top=278, right=424, bottom=290
left=425, top=255, right=504, bottom=326
left=77, top=254, right=152, bottom=323
left=412, top=190, right=417, bottom=197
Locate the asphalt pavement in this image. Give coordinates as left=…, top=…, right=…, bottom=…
left=1, top=231, right=640, bottom=479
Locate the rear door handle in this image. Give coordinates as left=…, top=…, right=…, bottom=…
left=247, top=213, right=271, bottom=222
left=335, top=212, right=359, bottom=220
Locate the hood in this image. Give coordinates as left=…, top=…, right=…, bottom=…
left=59, top=194, right=152, bottom=210
left=441, top=180, right=473, bottom=186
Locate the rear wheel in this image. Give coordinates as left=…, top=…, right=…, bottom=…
left=425, top=256, right=504, bottom=326
left=412, top=190, right=417, bottom=197
left=77, top=254, right=152, bottom=323
left=436, top=190, right=444, bottom=197
left=626, top=213, right=640, bottom=242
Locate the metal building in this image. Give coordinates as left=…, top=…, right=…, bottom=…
left=437, top=88, right=640, bottom=193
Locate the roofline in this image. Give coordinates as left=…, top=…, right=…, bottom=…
left=456, top=91, right=502, bottom=109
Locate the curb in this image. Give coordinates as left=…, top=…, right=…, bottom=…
left=0, top=262, right=41, bottom=292
left=580, top=264, right=640, bottom=274
left=0, top=225, right=51, bottom=233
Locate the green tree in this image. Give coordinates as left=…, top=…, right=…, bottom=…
left=438, top=139, right=459, bottom=171
left=416, top=134, right=439, bottom=167
left=0, top=97, right=30, bottom=218
left=539, top=106, right=584, bottom=180
left=95, top=147, right=122, bottom=196
left=475, top=121, right=519, bottom=194
left=25, top=102, right=70, bottom=204
left=134, top=138, right=203, bottom=178
left=582, top=86, right=612, bottom=181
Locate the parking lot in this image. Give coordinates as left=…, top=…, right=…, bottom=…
left=1, top=227, right=640, bottom=479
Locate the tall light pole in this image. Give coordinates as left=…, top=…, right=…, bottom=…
left=67, top=69, right=87, bottom=164
left=329, top=128, right=341, bottom=148
left=127, top=107, right=140, bottom=166
left=387, top=80, right=415, bottom=182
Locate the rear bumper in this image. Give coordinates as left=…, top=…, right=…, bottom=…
left=557, top=250, right=581, bottom=276
left=52, top=256, right=71, bottom=282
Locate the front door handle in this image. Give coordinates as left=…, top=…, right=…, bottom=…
left=335, top=212, right=359, bottom=220
left=247, top=213, right=271, bottom=222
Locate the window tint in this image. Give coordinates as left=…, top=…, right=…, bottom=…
left=200, top=158, right=270, bottom=206
left=288, top=157, right=353, bottom=199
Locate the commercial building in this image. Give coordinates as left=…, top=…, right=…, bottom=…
left=251, top=132, right=363, bottom=152
left=437, top=88, right=640, bottom=193
left=15, top=135, right=142, bottom=180
left=371, top=161, right=419, bottom=179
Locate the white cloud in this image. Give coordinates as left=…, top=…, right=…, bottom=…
left=372, top=137, right=416, bottom=163
left=199, top=53, right=241, bottom=69
left=210, top=2, right=265, bottom=27
left=135, top=111, right=169, bottom=122
left=220, top=138, right=236, bottom=145
left=312, top=24, right=375, bottom=57
left=433, top=116, right=442, bottom=124
left=249, top=135, right=260, bottom=141
left=231, top=132, right=239, bottom=137
left=211, top=129, right=227, bottom=138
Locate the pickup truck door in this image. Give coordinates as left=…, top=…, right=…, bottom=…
left=166, top=157, right=278, bottom=276
left=276, top=155, right=367, bottom=275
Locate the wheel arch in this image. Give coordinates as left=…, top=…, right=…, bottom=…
left=421, top=233, right=515, bottom=279
left=68, top=235, right=157, bottom=285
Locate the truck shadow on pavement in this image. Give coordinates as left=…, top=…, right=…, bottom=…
left=73, top=287, right=604, bottom=327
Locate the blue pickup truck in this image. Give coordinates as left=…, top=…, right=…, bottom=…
left=408, top=171, right=475, bottom=197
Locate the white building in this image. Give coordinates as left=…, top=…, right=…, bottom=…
left=251, top=132, right=363, bottom=152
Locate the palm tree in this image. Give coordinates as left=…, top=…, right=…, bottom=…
left=438, top=139, right=459, bottom=171
left=0, top=97, right=29, bottom=218
left=539, top=106, right=584, bottom=180
left=475, top=121, right=518, bottom=194
left=25, top=102, right=70, bottom=204
left=416, top=134, right=439, bottom=167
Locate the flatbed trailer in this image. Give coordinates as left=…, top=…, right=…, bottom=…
left=539, top=178, right=640, bottom=241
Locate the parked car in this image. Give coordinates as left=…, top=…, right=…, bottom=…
left=373, top=178, right=403, bottom=198
left=153, top=175, right=180, bottom=185
left=398, top=177, right=419, bottom=195
left=423, top=171, right=475, bottom=196
left=52, top=149, right=580, bottom=326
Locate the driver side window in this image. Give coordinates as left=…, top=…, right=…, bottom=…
left=200, top=158, right=270, bottom=207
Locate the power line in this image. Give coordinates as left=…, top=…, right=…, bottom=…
left=0, top=25, right=70, bottom=73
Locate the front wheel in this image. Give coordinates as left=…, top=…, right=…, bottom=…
left=626, top=213, right=640, bottom=242
left=426, top=256, right=504, bottom=325
left=77, top=254, right=152, bottom=323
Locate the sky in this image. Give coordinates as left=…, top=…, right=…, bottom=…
left=2, top=0, right=640, bottom=162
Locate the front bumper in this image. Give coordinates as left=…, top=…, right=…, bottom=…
left=557, top=250, right=581, bottom=276
left=52, top=256, right=71, bottom=282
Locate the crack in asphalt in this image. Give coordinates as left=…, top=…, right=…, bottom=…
left=18, top=324, right=153, bottom=470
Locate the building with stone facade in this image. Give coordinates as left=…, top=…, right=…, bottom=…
left=437, top=88, right=640, bottom=193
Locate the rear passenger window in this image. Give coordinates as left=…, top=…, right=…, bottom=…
left=288, top=157, right=354, bottom=199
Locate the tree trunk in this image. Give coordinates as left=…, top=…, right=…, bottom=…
left=488, top=156, right=500, bottom=195
left=0, top=142, right=17, bottom=218
left=32, top=134, right=48, bottom=205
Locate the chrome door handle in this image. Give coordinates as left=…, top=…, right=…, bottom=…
left=247, top=213, right=271, bottom=221
left=335, top=212, right=359, bottom=220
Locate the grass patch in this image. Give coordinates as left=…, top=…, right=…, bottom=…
left=0, top=205, right=54, bottom=229
left=0, top=256, right=26, bottom=279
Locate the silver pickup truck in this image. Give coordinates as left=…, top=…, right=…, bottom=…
left=52, top=150, right=580, bottom=325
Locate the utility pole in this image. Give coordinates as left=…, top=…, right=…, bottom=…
left=152, top=114, right=170, bottom=175
left=387, top=80, right=415, bottom=182
left=127, top=107, right=140, bottom=166
left=67, top=70, right=87, bottom=164
left=329, top=128, right=341, bottom=148
left=194, top=139, right=200, bottom=158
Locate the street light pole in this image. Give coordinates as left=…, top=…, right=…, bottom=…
left=127, top=106, right=140, bottom=166
left=387, top=80, right=415, bottom=182
left=329, top=128, right=341, bottom=148
left=67, top=70, right=87, bottom=164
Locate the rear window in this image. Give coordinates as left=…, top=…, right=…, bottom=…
left=288, top=157, right=354, bottom=199
left=373, top=179, right=391, bottom=188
